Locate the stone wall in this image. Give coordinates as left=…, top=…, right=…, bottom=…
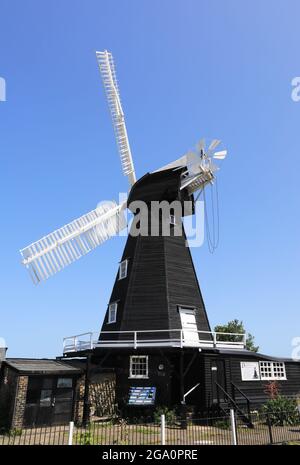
left=11, top=376, right=28, bottom=429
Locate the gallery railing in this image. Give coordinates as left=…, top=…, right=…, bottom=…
left=62, top=329, right=246, bottom=353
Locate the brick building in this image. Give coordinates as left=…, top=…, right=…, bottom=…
left=0, top=359, right=82, bottom=429
left=0, top=356, right=117, bottom=429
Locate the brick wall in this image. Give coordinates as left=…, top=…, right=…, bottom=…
left=11, top=376, right=28, bottom=429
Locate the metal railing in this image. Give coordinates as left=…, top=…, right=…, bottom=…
left=1, top=410, right=300, bottom=445
left=214, top=382, right=253, bottom=427
left=231, top=382, right=252, bottom=426
left=63, top=329, right=247, bottom=353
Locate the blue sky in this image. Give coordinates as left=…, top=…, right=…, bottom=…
left=0, top=0, right=299, bottom=358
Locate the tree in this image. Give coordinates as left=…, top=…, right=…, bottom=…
left=214, top=319, right=259, bottom=352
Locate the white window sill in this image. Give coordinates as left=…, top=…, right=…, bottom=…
left=261, top=378, right=287, bottom=381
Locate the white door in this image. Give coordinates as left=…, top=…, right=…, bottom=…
left=179, top=308, right=199, bottom=345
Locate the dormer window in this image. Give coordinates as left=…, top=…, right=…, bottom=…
left=119, top=259, right=128, bottom=280
left=108, top=302, right=118, bottom=323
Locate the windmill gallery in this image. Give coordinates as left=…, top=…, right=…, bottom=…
left=0, top=51, right=300, bottom=430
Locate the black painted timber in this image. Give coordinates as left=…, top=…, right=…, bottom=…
left=100, top=168, right=211, bottom=341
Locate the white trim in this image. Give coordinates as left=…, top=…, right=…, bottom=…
left=108, top=302, right=118, bottom=324
left=161, top=415, right=166, bottom=445
left=240, top=361, right=260, bottom=381
left=183, top=383, right=200, bottom=400
left=119, top=259, right=128, bottom=280
left=240, top=361, right=287, bottom=381
left=68, top=422, right=74, bottom=446
left=129, top=355, right=149, bottom=379
left=259, top=361, right=287, bottom=381
left=63, top=329, right=246, bottom=353
left=179, top=307, right=199, bottom=345
left=230, top=410, right=237, bottom=445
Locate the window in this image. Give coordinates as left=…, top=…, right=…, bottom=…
left=57, top=378, right=73, bottom=388
left=108, top=302, right=118, bottom=324
left=119, top=259, right=128, bottom=280
left=40, top=389, right=52, bottom=406
left=259, top=361, right=286, bottom=380
left=129, top=356, right=148, bottom=379
left=240, top=361, right=287, bottom=381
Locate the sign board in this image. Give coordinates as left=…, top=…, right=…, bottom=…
left=240, top=362, right=260, bottom=381
left=128, top=387, right=156, bottom=405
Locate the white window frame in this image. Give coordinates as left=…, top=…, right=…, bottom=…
left=119, top=259, right=128, bottom=280
left=108, top=302, right=118, bottom=324
left=129, top=355, right=149, bottom=379
left=259, top=361, right=287, bottom=381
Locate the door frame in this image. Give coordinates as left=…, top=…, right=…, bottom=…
left=24, top=375, right=76, bottom=427
left=210, top=359, right=227, bottom=404
left=178, top=306, right=199, bottom=345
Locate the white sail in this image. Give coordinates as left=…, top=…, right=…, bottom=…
left=96, top=50, right=136, bottom=186
left=20, top=201, right=127, bottom=284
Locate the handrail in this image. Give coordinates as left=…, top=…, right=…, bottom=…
left=63, top=329, right=245, bottom=339
left=63, top=329, right=246, bottom=353
left=231, top=382, right=252, bottom=423
left=215, top=382, right=237, bottom=407
left=231, top=382, right=251, bottom=404
left=64, top=329, right=245, bottom=338
left=215, top=382, right=253, bottom=427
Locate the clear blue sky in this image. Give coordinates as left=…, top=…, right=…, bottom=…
left=0, top=0, right=299, bottom=358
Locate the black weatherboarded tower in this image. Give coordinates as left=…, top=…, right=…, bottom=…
left=100, top=168, right=211, bottom=342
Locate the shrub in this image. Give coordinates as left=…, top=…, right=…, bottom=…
left=264, top=381, right=280, bottom=399
left=78, top=427, right=93, bottom=445
left=8, top=428, right=22, bottom=437
left=153, top=406, right=177, bottom=425
left=213, top=419, right=230, bottom=430
left=262, top=395, right=299, bottom=426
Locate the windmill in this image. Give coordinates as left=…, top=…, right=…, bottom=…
left=15, top=53, right=296, bottom=425
left=20, top=50, right=227, bottom=289
left=18, top=50, right=239, bottom=423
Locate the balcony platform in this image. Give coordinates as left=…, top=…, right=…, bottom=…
left=63, top=329, right=246, bottom=354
